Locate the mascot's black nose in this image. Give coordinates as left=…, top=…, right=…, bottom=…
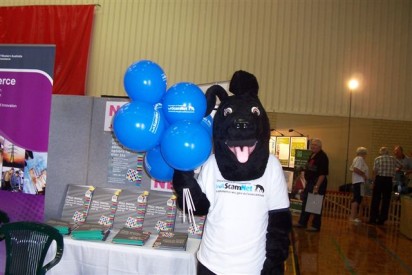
left=234, top=118, right=249, bottom=129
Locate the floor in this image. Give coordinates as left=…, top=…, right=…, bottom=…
left=286, top=214, right=412, bottom=275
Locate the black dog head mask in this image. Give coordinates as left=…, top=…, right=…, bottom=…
left=204, top=70, right=270, bottom=181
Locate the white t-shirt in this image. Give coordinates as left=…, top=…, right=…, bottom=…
left=351, top=156, right=369, bottom=184
left=197, top=154, right=290, bottom=275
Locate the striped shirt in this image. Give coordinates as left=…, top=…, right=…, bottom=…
left=373, top=154, right=400, bottom=177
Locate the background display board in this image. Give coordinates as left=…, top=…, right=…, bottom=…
left=45, top=96, right=203, bottom=238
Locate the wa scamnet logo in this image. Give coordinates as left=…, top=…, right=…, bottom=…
left=216, top=182, right=265, bottom=195
left=167, top=103, right=195, bottom=113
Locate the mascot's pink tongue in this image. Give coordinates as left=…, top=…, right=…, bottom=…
left=231, top=146, right=250, bottom=163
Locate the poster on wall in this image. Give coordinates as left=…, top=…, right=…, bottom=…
left=289, top=137, right=308, bottom=168
left=104, top=101, right=150, bottom=187
left=294, top=149, right=312, bottom=171
left=274, top=137, right=291, bottom=167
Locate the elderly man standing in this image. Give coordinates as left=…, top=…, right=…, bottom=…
left=294, top=138, right=329, bottom=232
left=368, top=147, right=401, bottom=225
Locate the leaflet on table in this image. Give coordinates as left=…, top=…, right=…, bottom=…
left=142, top=191, right=177, bottom=234
left=58, top=184, right=96, bottom=228
left=174, top=210, right=205, bottom=239
left=112, top=189, right=149, bottom=230
left=85, top=187, right=122, bottom=227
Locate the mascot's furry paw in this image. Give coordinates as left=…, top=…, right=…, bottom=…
left=172, top=170, right=210, bottom=215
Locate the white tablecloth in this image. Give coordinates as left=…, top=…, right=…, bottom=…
left=46, top=231, right=201, bottom=275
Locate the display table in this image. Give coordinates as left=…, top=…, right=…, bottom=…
left=46, top=231, right=201, bottom=275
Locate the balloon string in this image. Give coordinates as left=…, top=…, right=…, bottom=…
left=183, top=188, right=198, bottom=232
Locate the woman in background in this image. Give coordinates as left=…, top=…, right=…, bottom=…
left=350, top=147, right=369, bottom=223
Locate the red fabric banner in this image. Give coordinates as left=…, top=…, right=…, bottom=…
left=0, top=5, right=95, bottom=95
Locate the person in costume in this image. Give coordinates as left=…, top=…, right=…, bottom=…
left=173, top=71, right=292, bottom=275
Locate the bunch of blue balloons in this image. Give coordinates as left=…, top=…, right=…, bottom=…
left=113, top=60, right=213, bottom=182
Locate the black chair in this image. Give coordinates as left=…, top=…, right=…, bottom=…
left=0, top=209, right=9, bottom=225
left=0, top=209, right=9, bottom=241
left=0, top=222, right=64, bottom=275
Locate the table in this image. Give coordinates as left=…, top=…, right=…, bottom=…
left=46, top=231, right=201, bottom=275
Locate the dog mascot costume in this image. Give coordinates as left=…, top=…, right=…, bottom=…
left=173, top=70, right=292, bottom=275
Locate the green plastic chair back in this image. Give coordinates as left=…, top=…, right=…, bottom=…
left=0, top=222, right=64, bottom=275
left=0, top=210, right=9, bottom=225
left=0, top=210, right=9, bottom=241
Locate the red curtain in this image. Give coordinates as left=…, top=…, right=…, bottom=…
left=0, top=5, right=95, bottom=95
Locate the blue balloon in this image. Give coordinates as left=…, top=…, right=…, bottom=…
left=161, top=121, right=212, bottom=171
left=154, top=102, right=170, bottom=130
left=144, top=146, right=174, bottom=181
left=162, top=82, right=206, bottom=124
left=123, top=60, right=167, bottom=104
left=201, top=115, right=213, bottom=137
left=113, top=101, right=166, bottom=152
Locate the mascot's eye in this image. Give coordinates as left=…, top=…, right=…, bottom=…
left=251, top=106, right=260, bottom=116
left=223, top=107, right=233, bottom=116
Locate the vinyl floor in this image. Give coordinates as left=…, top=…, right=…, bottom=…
left=286, top=214, right=412, bottom=275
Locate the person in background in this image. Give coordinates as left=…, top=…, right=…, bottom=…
left=349, top=147, right=369, bottom=223
left=294, top=138, right=329, bottom=232
left=368, top=147, right=401, bottom=225
left=393, top=145, right=412, bottom=194
left=11, top=170, right=22, bottom=192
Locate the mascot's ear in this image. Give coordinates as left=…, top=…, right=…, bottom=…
left=229, top=70, right=259, bottom=97
left=205, top=84, right=228, bottom=116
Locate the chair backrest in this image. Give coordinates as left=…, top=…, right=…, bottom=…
left=0, top=222, right=64, bottom=275
left=0, top=210, right=9, bottom=225
left=0, top=210, right=9, bottom=241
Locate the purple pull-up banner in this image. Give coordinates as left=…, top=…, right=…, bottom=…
left=0, top=44, right=55, bottom=223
